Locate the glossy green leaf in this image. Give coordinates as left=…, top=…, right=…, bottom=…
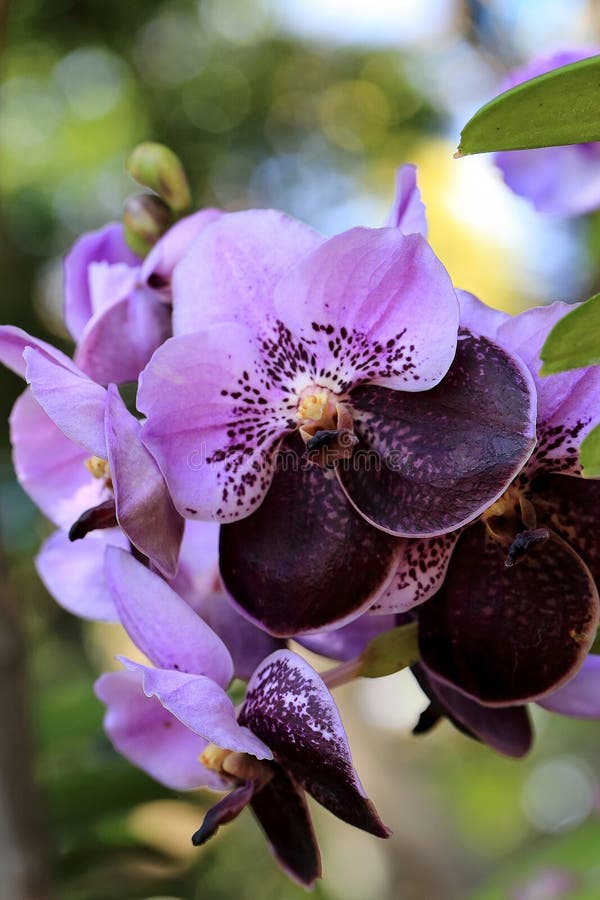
left=540, top=294, right=600, bottom=375
left=356, top=621, right=419, bottom=679
left=457, top=55, right=600, bottom=156
left=581, top=422, right=600, bottom=478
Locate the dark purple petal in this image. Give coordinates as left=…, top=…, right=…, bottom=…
left=220, top=437, right=403, bottom=636
left=338, top=329, right=536, bottom=536
left=106, top=546, right=234, bottom=686
left=68, top=498, right=117, bottom=540
left=529, top=472, right=600, bottom=584
left=251, top=768, right=321, bottom=887
left=64, top=222, right=139, bottom=340
left=414, top=665, right=533, bottom=758
left=419, top=522, right=600, bottom=706
left=371, top=532, right=461, bottom=613
left=538, top=655, right=600, bottom=719
left=298, top=612, right=397, bottom=662
left=94, top=669, right=222, bottom=791
left=75, top=290, right=171, bottom=385
left=192, top=781, right=256, bottom=846
left=274, top=227, right=458, bottom=392
left=386, top=164, right=427, bottom=236
left=105, top=384, right=183, bottom=578
left=240, top=650, right=390, bottom=837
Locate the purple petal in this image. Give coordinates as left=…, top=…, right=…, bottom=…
left=251, top=768, right=321, bottom=887
left=121, top=659, right=272, bottom=759
left=105, top=546, right=234, bottom=687
left=36, top=529, right=126, bottom=621
left=240, top=649, right=390, bottom=837
left=169, top=520, right=220, bottom=608
left=24, top=348, right=107, bottom=458
left=220, top=436, right=403, bottom=636
left=171, top=209, right=322, bottom=336
left=372, top=532, right=461, bottom=613
left=75, top=290, right=171, bottom=385
left=10, top=389, right=108, bottom=528
left=94, top=669, right=223, bottom=791
left=64, top=222, right=139, bottom=340
left=0, top=325, right=80, bottom=379
left=386, top=164, right=428, bottom=236
left=105, top=384, right=183, bottom=578
left=192, top=781, right=255, bottom=845
left=274, top=227, right=459, bottom=392
left=140, top=207, right=223, bottom=287
left=457, top=290, right=510, bottom=340
left=138, top=325, right=292, bottom=522
left=338, top=329, right=536, bottom=536
left=418, top=522, right=600, bottom=706
left=538, top=655, right=600, bottom=719
left=414, top=665, right=533, bottom=758
left=498, top=303, right=600, bottom=473
left=297, top=612, right=397, bottom=662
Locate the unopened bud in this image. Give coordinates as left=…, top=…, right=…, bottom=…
left=126, top=142, right=191, bottom=213
left=123, top=193, right=174, bottom=257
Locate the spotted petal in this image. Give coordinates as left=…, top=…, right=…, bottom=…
left=538, top=655, right=600, bottom=719
left=274, top=227, right=459, bottom=392
left=418, top=522, right=600, bottom=706
left=338, top=329, right=536, bottom=537
left=220, top=436, right=403, bottom=636
left=121, top=659, right=272, bottom=759
left=239, top=650, right=390, bottom=837
left=105, top=546, right=233, bottom=687
left=371, top=532, right=461, bottom=613
left=172, top=209, right=322, bottom=336
left=94, top=669, right=223, bottom=791
left=105, top=385, right=183, bottom=577
left=138, top=324, right=294, bottom=522
left=386, top=164, right=427, bottom=236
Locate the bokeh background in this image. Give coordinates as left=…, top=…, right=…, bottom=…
left=2, top=1, right=600, bottom=898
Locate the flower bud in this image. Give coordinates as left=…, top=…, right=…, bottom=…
left=123, top=193, right=174, bottom=257
left=126, top=142, right=191, bottom=213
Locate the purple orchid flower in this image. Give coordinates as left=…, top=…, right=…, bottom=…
left=96, top=548, right=389, bottom=887
left=493, top=48, right=600, bottom=216
left=65, top=209, right=220, bottom=384
left=137, top=196, right=536, bottom=637
left=382, top=296, right=600, bottom=710
left=0, top=328, right=183, bottom=577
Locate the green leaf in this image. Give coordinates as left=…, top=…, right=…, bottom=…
left=356, top=622, right=419, bottom=679
left=581, top=422, right=600, bottom=477
left=457, top=55, right=600, bottom=156
left=540, top=294, right=600, bottom=374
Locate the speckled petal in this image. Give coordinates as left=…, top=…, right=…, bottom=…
left=386, top=164, right=428, bottom=236
left=338, top=329, right=536, bottom=537
left=10, top=389, right=108, bottom=528
left=36, top=529, right=126, bottom=621
left=372, top=532, right=461, bottom=613
left=75, top=290, right=171, bottom=385
left=172, top=209, right=322, bottom=336
left=538, top=655, right=600, bottom=719
left=138, top=324, right=294, bottom=522
left=220, top=436, right=403, bottom=636
left=414, top=665, right=533, bottom=758
left=251, top=768, right=321, bottom=887
left=94, top=669, right=223, bottom=791
left=105, top=546, right=233, bottom=687
left=105, top=385, right=183, bottom=577
left=121, top=659, right=272, bottom=759
left=419, top=522, right=600, bottom=706
left=239, top=650, right=390, bottom=837
left=274, top=227, right=458, bottom=392
left=24, top=348, right=107, bottom=458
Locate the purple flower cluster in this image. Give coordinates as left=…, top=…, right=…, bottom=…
left=2, top=162, right=599, bottom=885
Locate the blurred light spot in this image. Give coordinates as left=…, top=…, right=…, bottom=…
left=319, top=80, right=391, bottom=152
left=134, top=13, right=206, bottom=86
left=0, top=77, right=63, bottom=150
left=127, top=800, right=203, bottom=860
left=357, top=668, right=428, bottom=733
left=182, top=64, right=250, bottom=132
left=322, top=821, right=391, bottom=900
left=200, top=0, right=271, bottom=45
left=521, top=756, right=595, bottom=833
left=54, top=47, right=128, bottom=120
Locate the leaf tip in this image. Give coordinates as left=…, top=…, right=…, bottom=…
left=453, top=147, right=465, bottom=159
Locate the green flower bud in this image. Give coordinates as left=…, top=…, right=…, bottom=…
left=126, top=142, right=191, bottom=213
left=123, top=193, right=174, bottom=257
